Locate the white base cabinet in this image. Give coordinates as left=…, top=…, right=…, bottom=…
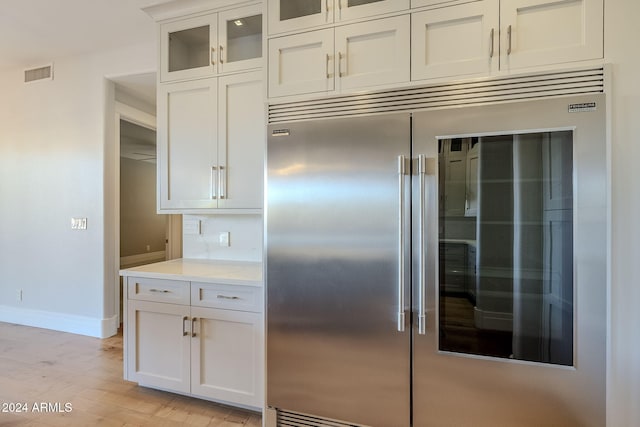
left=124, top=276, right=263, bottom=410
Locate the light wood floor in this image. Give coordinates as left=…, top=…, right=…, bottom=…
left=0, top=322, right=261, bottom=427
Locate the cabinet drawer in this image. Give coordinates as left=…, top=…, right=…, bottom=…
left=127, top=277, right=190, bottom=305
left=191, top=282, right=263, bottom=313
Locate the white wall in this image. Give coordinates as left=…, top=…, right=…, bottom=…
left=0, top=42, right=155, bottom=337
left=182, top=214, right=262, bottom=262
left=605, top=1, right=640, bottom=425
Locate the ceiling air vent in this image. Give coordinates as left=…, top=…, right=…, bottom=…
left=24, top=64, right=53, bottom=83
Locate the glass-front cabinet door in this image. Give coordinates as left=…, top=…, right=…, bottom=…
left=218, top=5, right=263, bottom=74
left=161, top=14, right=218, bottom=82
left=336, top=0, right=409, bottom=22
left=161, top=6, right=263, bottom=82
left=268, top=0, right=331, bottom=35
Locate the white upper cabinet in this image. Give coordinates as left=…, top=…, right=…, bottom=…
left=499, top=0, right=603, bottom=71
left=160, top=4, right=263, bottom=82
left=268, top=0, right=409, bottom=35
left=412, top=0, right=499, bottom=81
left=269, top=15, right=410, bottom=98
left=411, top=0, right=603, bottom=83
left=335, top=15, right=410, bottom=92
left=158, top=72, right=264, bottom=212
left=268, top=29, right=335, bottom=98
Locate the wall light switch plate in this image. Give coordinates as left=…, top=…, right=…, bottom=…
left=71, top=217, right=87, bottom=230
left=219, top=231, right=230, bottom=247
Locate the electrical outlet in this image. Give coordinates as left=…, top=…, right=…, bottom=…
left=16, top=289, right=22, bottom=302
left=219, top=232, right=230, bottom=247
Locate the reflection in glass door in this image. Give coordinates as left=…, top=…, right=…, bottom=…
left=438, top=131, right=574, bottom=366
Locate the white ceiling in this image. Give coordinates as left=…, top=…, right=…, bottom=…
left=0, top=0, right=166, bottom=72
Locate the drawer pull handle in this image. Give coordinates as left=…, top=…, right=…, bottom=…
left=217, top=295, right=241, bottom=300
left=191, top=318, right=198, bottom=337
left=182, top=316, right=189, bottom=336
left=149, top=288, right=170, bottom=293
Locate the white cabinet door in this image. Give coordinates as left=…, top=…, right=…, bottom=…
left=268, top=0, right=333, bottom=35
left=412, top=0, right=499, bottom=81
left=336, top=0, right=410, bottom=21
left=160, top=14, right=218, bottom=83
left=158, top=79, right=218, bottom=211
left=335, top=15, right=410, bottom=92
left=217, top=72, right=265, bottom=209
left=190, top=307, right=263, bottom=408
left=269, top=29, right=334, bottom=98
left=218, top=5, right=263, bottom=74
left=126, top=300, right=191, bottom=393
left=500, top=0, right=603, bottom=71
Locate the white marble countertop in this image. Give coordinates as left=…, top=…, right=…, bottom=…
left=120, top=258, right=263, bottom=287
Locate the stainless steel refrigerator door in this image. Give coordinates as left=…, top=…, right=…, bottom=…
left=266, top=114, right=411, bottom=426
left=412, top=94, right=606, bottom=427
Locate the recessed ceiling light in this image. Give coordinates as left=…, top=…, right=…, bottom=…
left=234, top=19, right=243, bottom=26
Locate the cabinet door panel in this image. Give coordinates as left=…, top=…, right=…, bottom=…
left=126, top=300, right=190, bottom=393
left=337, top=0, right=409, bottom=22
left=158, top=80, right=218, bottom=210
left=335, top=15, right=410, bottom=92
left=218, top=5, right=263, bottom=74
left=191, top=307, right=263, bottom=408
left=500, top=0, right=603, bottom=70
left=218, top=72, right=264, bottom=209
left=412, top=1, right=498, bottom=81
left=268, top=29, right=334, bottom=98
left=268, top=0, right=332, bottom=35
left=160, top=14, right=217, bottom=82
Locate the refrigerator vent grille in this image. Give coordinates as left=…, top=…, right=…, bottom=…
left=276, top=409, right=365, bottom=427
left=268, top=66, right=605, bottom=123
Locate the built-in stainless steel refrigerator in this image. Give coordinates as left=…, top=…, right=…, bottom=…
left=265, top=90, right=606, bottom=426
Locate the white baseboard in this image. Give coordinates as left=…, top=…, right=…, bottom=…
left=0, top=305, right=118, bottom=338
left=120, top=251, right=166, bottom=268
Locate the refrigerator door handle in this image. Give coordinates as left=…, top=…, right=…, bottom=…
left=418, top=154, right=427, bottom=335
left=398, top=155, right=407, bottom=332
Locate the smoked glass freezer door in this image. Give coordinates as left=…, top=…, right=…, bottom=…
left=412, top=94, right=606, bottom=427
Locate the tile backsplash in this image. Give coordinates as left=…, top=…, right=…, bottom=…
left=182, top=214, right=263, bottom=262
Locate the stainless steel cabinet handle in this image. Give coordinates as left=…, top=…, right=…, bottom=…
left=418, top=155, right=427, bottom=335
left=182, top=316, right=189, bottom=336
left=217, top=295, right=240, bottom=300
left=219, top=165, right=226, bottom=199
left=489, top=28, right=494, bottom=58
left=338, top=52, right=345, bottom=78
left=211, top=166, right=218, bottom=199
left=219, top=45, right=224, bottom=64
left=149, top=288, right=170, bottom=293
left=326, top=54, right=330, bottom=79
left=191, top=317, right=198, bottom=338
left=211, top=47, right=215, bottom=65
left=397, top=155, right=407, bottom=332
left=507, top=25, right=512, bottom=55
